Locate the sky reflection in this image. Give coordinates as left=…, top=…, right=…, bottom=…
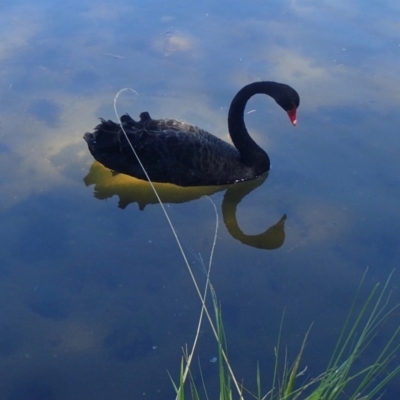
left=0, top=0, right=400, bottom=399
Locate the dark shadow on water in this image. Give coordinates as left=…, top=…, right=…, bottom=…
left=27, top=286, right=69, bottom=321
left=16, top=217, right=69, bottom=262
left=8, top=380, right=55, bottom=400
left=0, top=324, right=21, bottom=357
left=71, top=69, right=99, bottom=90
left=104, top=322, right=153, bottom=362
left=27, top=99, right=62, bottom=128
left=83, top=161, right=287, bottom=250
left=8, top=192, right=72, bottom=263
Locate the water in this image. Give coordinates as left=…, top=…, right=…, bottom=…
left=1, top=1, right=400, bottom=399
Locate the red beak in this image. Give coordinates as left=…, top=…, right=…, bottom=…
left=287, top=106, right=297, bottom=126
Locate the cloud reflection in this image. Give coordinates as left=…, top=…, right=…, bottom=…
left=1, top=1, right=400, bottom=399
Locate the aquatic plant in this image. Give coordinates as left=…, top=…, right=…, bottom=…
left=172, top=270, right=400, bottom=400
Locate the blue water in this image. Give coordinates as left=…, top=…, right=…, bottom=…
left=1, top=1, right=400, bottom=399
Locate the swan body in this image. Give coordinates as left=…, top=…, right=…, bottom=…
left=84, top=81, right=300, bottom=187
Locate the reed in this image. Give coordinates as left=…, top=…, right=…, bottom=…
left=173, top=270, right=400, bottom=400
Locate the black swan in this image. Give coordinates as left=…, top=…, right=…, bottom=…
left=84, top=81, right=300, bottom=187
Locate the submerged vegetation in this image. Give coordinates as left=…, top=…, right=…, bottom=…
left=113, top=90, right=400, bottom=400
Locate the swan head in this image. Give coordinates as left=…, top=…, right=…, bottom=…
left=272, top=84, right=300, bottom=126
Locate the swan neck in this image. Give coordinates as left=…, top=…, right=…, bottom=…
left=228, top=83, right=273, bottom=169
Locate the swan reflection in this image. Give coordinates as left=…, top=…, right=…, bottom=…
left=83, top=161, right=287, bottom=250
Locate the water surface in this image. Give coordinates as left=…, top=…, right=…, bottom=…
left=1, top=1, right=400, bottom=399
